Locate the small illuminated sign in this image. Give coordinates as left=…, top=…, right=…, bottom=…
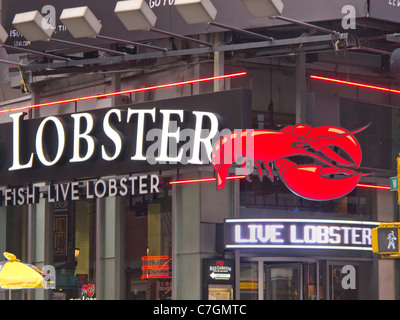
left=224, top=219, right=380, bottom=251
left=203, top=259, right=234, bottom=284
left=372, top=224, right=400, bottom=256
left=208, top=260, right=232, bottom=281
left=377, top=228, right=399, bottom=253
left=141, top=256, right=171, bottom=280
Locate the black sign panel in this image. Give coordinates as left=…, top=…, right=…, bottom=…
left=203, top=259, right=234, bottom=284
left=369, top=0, right=400, bottom=24
left=0, top=88, right=251, bottom=186
left=3, top=0, right=367, bottom=52
left=202, top=258, right=235, bottom=300
left=376, top=227, right=399, bottom=254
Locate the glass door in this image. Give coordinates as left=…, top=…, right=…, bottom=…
left=265, top=263, right=302, bottom=300
left=328, top=263, right=359, bottom=300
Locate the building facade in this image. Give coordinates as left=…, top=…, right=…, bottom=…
left=0, top=0, right=399, bottom=300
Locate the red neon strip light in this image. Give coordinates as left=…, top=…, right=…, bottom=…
left=0, top=72, right=247, bottom=114
left=310, top=75, right=400, bottom=94
left=142, top=265, right=170, bottom=270
left=141, top=275, right=172, bottom=279
left=141, top=255, right=170, bottom=261
left=169, top=175, right=246, bottom=185
left=310, top=75, right=394, bottom=191
left=356, top=184, right=391, bottom=190
left=170, top=177, right=390, bottom=191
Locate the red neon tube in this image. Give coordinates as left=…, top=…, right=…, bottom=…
left=141, top=255, right=170, bottom=261
left=310, top=75, right=400, bottom=94
left=169, top=175, right=246, bottom=185
left=356, top=184, right=391, bottom=190
left=141, top=275, right=172, bottom=279
left=0, top=71, right=247, bottom=114
left=141, top=265, right=170, bottom=270
left=170, top=176, right=390, bottom=191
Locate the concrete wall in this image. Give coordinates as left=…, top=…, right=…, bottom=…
left=173, top=171, right=235, bottom=300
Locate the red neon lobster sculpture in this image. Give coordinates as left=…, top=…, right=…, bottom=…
left=211, top=124, right=368, bottom=201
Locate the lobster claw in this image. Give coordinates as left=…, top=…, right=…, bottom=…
left=301, top=125, right=367, bottom=168
left=214, top=164, right=229, bottom=189
left=276, top=159, right=361, bottom=201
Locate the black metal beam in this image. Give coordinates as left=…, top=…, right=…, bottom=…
left=96, top=34, right=168, bottom=52
left=15, top=33, right=349, bottom=75
left=49, top=38, right=127, bottom=56
left=2, top=44, right=70, bottom=61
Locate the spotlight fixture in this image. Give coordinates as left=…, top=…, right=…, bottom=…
left=114, top=0, right=213, bottom=47
left=241, top=0, right=284, bottom=18
left=0, top=24, right=8, bottom=45
left=12, top=10, right=54, bottom=41
left=60, top=5, right=166, bottom=52
left=173, top=0, right=273, bottom=41
left=59, top=6, right=102, bottom=38
left=239, top=0, right=337, bottom=36
left=174, top=0, right=217, bottom=24
left=13, top=9, right=124, bottom=56
left=114, top=0, right=157, bottom=31
left=3, top=17, right=68, bottom=61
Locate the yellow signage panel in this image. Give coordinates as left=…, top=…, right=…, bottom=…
left=372, top=223, right=400, bottom=258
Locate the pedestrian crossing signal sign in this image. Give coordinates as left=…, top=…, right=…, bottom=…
left=372, top=224, right=400, bottom=258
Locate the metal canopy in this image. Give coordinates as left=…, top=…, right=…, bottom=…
left=13, top=33, right=350, bottom=76
left=2, top=0, right=399, bottom=77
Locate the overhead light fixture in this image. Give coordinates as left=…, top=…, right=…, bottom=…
left=239, top=0, right=337, bottom=35
left=114, top=0, right=157, bottom=30
left=59, top=5, right=165, bottom=52
left=241, top=0, right=284, bottom=18
left=60, top=6, right=102, bottom=38
left=0, top=24, right=8, bottom=45
left=12, top=9, right=159, bottom=56
left=3, top=17, right=67, bottom=61
left=173, top=0, right=273, bottom=41
left=114, top=0, right=213, bottom=47
left=174, top=0, right=217, bottom=24
left=13, top=9, right=124, bottom=56
left=12, top=10, right=54, bottom=41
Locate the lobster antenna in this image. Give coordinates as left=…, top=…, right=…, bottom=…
left=305, top=123, right=371, bottom=143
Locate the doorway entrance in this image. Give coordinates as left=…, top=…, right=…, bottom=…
left=239, top=259, right=362, bottom=300
left=239, top=260, right=309, bottom=300
left=265, top=263, right=302, bottom=300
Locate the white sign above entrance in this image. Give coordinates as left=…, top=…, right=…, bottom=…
left=224, top=219, right=380, bottom=252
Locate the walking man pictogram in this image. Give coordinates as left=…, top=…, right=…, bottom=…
left=387, top=231, right=397, bottom=250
